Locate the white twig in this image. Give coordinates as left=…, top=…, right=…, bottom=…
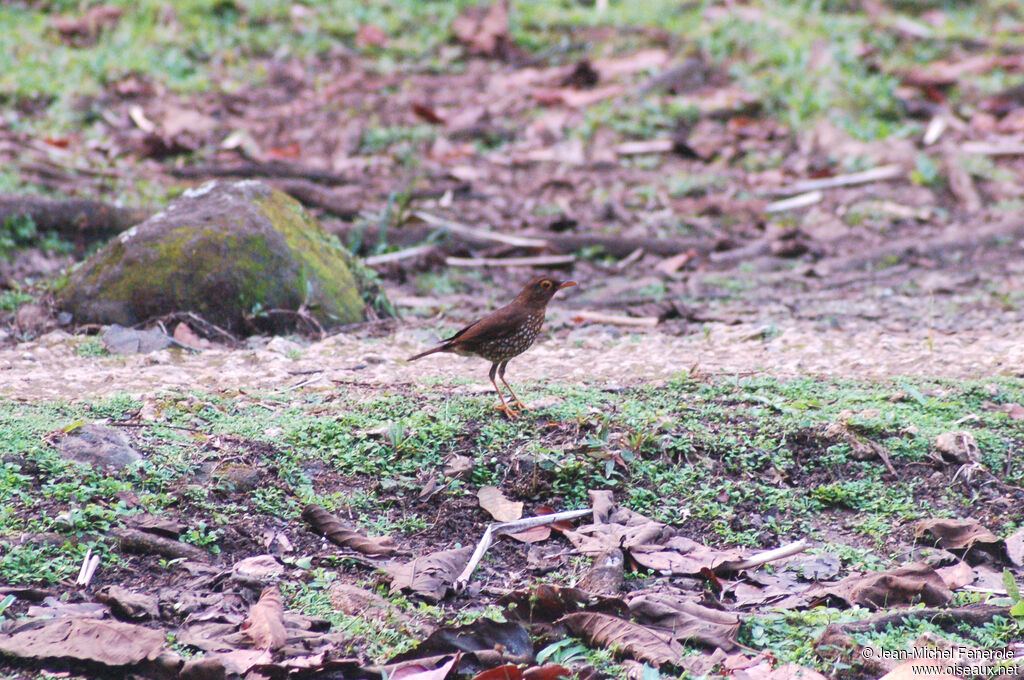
left=773, top=164, right=903, bottom=196
left=414, top=211, right=549, bottom=249
left=445, top=255, right=575, bottom=268
left=76, top=548, right=92, bottom=586
left=572, top=310, right=660, bottom=327
left=961, top=141, right=1024, bottom=156
left=76, top=551, right=101, bottom=587
left=765, top=191, right=823, bottom=213
left=614, top=139, right=675, bottom=156
left=726, top=539, right=809, bottom=571
left=454, top=508, right=591, bottom=590
left=616, top=247, right=645, bottom=269
left=364, top=245, right=434, bottom=266
left=923, top=116, right=947, bottom=146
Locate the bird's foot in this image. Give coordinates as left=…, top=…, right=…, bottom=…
left=495, top=403, right=520, bottom=419
left=512, top=398, right=529, bottom=411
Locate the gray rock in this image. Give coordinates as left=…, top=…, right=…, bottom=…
left=57, top=180, right=387, bottom=334
left=59, top=425, right=142, bottom=469
left=101, top=324, right=173, bottom=354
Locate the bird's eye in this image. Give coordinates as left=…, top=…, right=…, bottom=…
left=541, top=280, right=552, bottom=289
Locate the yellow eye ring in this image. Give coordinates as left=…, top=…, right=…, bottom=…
left=542, top=280, right=552, bottom=289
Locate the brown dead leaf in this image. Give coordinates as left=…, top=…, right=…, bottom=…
left=628, top=534, right=745, bottom=576
left=452, top=1, right=515, bottom=59
left=413, top=103, right=447, bottom=125
left=356, top=24, right=388, bottom=48
left=52, top=5, right=123, bottom=46
left=302, top=503, right=395, bottom=556
left=478, top=486, right=523, bottom=522
left=935, top=561, right=975, bottom=590
left=560, top=612, right=684, bottom=668
left=654, top=250, right=698, bottom=276
left=933, top=431, right=981, bottom=463
left=0, top=617, right=164, bottom=666
left=387, top=547, right=473, bottom=602
left=472, top=664, right=522, bottom=680
left=241, top=586, right=286, bottom=651
left=804, top=562, right=951, bottom=610
left=626, top=590, right=740, bottom=650
left=766, top=663, right=829, bottom=680
left=522, top=664, right=572, bottom=680
left=1003, top=403, right=1024, bottom=420
left=914, top=518, right=1003, bottom=554
left=391, top=655, right=460, bottom=680
left=533, top=85, right=624, bottom=109
left=173, top=322, right=212, bottom=350
left=1005, top=529, right=1024, bottom=567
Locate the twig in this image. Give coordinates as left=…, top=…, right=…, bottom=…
left=726, top=539, right=809, bottom=571
left=446, top=255, right=575, bottom=268
left=454, top=508, right=591, bottom=590
left=414, top=211, right=548, bottom=249
left=269, top=178, right=360, bottom=219
left=167, top=162, right=353, bottom=185
left=616, top=247, right=645, bottom=269
left=765, top=191, right=822, bottom=213
left=571, top=310, right=660, bottom=327
left=961, top=141, right=1024, bottom=156
left=75, top=549, right=101, bottom=587
left=772, top=164, right=903, bottom=196
left=364, top=245, right=435, bottom=266
left=614, top=139, right=675, bottom=156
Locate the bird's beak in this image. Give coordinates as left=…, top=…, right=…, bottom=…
left=558, top=281, right=578, bottom=290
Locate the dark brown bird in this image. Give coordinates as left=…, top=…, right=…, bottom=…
left=408, top=276, right=577, bottom=418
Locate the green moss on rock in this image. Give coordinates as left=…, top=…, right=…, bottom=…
left=56, top=181, right=382, bottom=334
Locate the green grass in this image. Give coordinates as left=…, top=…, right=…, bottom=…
left=1, top=374, right=1022, bottom=668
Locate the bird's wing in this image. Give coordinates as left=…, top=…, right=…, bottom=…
left=443, top=303, right=529, bottom=350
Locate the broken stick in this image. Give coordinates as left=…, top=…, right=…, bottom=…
left=454, top=508, right=591, bottom=590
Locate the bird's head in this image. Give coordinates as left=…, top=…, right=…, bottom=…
left=516, top=276, right=577, bottom=306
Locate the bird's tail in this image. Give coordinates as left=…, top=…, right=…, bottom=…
left=407, top=345, right=447, bottom=361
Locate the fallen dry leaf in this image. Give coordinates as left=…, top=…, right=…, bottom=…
left=356, top=24, right=388, bottom=48
left=914, top=518, right=1006, bottom=563
left=387, top=547, right=473, bottom=602
left=766, top=663, right=829, bottom=680
left=173, top=322, right=211, bottom=350
left=533, top=85, right=624, bottom=108
left=51, top=5, right=123, bottom=45
left=626, top=590, right=741, bottom=650
left=241, top=586, right=287, bottom=651
left=0, top=617, right=164, bottom=666
left=302, top=503, right=395, bottom=556
left=804, top=562, right=951, bottom=610
left=452, top=1, right=515, bottom=59
left=1005, top=528, right=1024, bottom=567
left=478, top=486, right=523, bottom=522
left=560, top=612, right=684, bottom=668
left=935, top=560, right=975, bottom=590
left=933, top=431, right=981, bottom=463
left=391, top=655, right=461, bottom=680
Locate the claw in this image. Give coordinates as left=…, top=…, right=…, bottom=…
left=495, top=403, right=520, bottom=419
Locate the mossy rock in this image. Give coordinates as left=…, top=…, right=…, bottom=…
left=56, top=180, right=387, bottom=334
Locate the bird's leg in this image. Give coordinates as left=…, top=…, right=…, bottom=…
left=498, top=360, right=528, bottom=411
left=489, top=362, right=518, bottom=418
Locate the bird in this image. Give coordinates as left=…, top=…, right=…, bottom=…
left=407, top=276, right=577, bottom=418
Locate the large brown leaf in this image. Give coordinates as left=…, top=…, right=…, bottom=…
left=804, top=563, right=951, bottom=610
left=0, top=617, right=164, bottom=666
left=302, top=504, right=395, bottom=557
left=241, top=586, right=286, bottom=651
left=388, top=547, right=473, bottom=602
left=914, top=518, right=1007, bottom=563
left=478, top=486, right=523, bottom=522
left=626, top=591, right=740, bottom=650
left=559, top=612, right=684, bottom=668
